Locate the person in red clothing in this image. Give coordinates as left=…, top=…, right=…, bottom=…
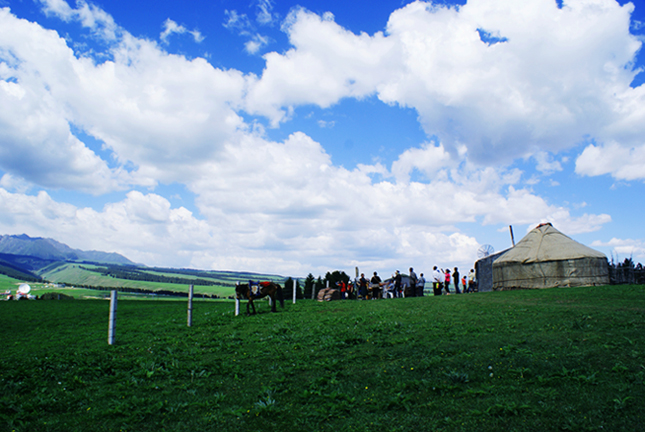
left=444, top=269, right=451, bottom=294
left=338, top=280, right=347, bottom=299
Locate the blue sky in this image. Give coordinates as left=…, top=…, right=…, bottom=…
left=1, top=0, right=644, bottom=278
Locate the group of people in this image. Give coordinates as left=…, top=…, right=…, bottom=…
left=352, top=266, right=477, bottom=299
left=431, top=266, right=477, bottom=295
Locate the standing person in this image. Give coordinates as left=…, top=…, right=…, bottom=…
left=444, top=269, right=451, bottom=294
left=370, top=271, right=382, bottom=299
left=408, top=267, right=418, bottom=297
left=461, top=275, right=467, bottom=292
left=359, top=273, right=368, bottom=299
left=417, top=273, right=426, bottom=297
left=394, top=270, right=402, bottom=298
left=453, top=267, right=461, bottom=294
left=432, top=266, right=443, bottom=296
left=468, top=269, right=477, bottom=292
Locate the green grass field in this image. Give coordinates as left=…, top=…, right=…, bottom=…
left=1, top=285, right=643, bottom=431
left=0, top=279, right=224, bottom=301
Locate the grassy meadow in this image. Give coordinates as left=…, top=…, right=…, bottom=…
left=1, top=285, right=644, bottom=431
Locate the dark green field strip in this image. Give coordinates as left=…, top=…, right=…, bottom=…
left=1, top=286, right=644, bottom=431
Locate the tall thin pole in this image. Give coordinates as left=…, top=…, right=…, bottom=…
left=108, top=290, right=117, bottom=345
left=509, top=225, right=516, bottom=247
left=292, top=279, right=297, bottom=304
left=187, top=285, right=194, bottom=327
left=235, top=282, right=240, bottom=316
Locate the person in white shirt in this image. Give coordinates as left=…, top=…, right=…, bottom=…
left=432, top=266, right=443, bottom=296
left=467, top=269, right=476, bottom=293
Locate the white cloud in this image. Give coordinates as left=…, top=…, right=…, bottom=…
left=317, top=119, right=335, bottom=128
left=380, top=0, right=641, bottom=163
left=245, top=7, right=397, bottom=124
left=179, top=131, right=611, bottom=273
left=0, top=119, right=614, bottom=275
left=391, top=142, right=452, bottom=182
left=533, top=151, right=563, bottom=174
left=0, top=6, right=249, bottom=191
left=224, top=3, right=274, bottom=55
left=247, top=0, right=642, bottom=167
left=38, top=0, right=119, bottom=41
left=0, top=9, right=125, bottom=193
left=591, top=237, right=645, bottom=263
left=256, top=0, right=277, bottom=25
left=223, top=10, right=252, bottom=32
left=245, top=33, right=269, bottom=54
left=575, top=141, right=645, bottom=180
left=160, top=18, right=204, bottom=44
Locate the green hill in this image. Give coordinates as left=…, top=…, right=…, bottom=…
left=37, top=262, right=287, bottom=298
left=0, top=234, right=291, bottom=298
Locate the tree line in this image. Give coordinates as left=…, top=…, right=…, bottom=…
left=609, top=258, right=645, bottom=285
left=80, top=265, right=234, bottom=287
left=69, top=283, right=223, bottom=298
left=0, top=262, right=42, bottom=282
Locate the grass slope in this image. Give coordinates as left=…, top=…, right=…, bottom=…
left=1, top=286, right=644, bottom=432
left=0, top=274, right=23, bottom=292
left=37, top=263, right=286, bottom=297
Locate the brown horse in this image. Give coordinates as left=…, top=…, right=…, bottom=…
left=235, top=282, right=284, bottom=315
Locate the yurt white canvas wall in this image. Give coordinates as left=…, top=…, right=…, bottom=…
left=492, top=223, right=609, bottom=290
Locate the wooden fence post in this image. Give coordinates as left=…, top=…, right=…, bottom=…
left=108, top=290, right=117, bottom=345
left=187, top=285, right=194, bottom=327
left=235, top=282, right=240, bottom=316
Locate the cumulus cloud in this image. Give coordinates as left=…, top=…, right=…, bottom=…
left=247, top=0, right=642, bottom=168
left=0, top=125, right=612, bottom=274
left=0, top=9, right=125, bottom=193
left=391, top=142, right=453, bottom=183
left=575, top=141, right=645, bottom=181
left=245, top=7, right=397, bottom=124
left=0, top=6, right=249, bottom=191
left=179, top=131, right=611, bottom=273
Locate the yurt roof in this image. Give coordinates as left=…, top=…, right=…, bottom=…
left=494, top=223, right=606, bottom=264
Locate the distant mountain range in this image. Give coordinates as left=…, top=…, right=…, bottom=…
left=0, top=234, right=134, bottom=281
left=0, top=234, right=287, bottom=296
left=0, top=234, right=134, bottom=264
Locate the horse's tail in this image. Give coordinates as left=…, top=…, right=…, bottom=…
left=276, top=283, right=284, bottom=308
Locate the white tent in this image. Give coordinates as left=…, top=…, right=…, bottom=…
left=492, top=223, right=609, bottom=289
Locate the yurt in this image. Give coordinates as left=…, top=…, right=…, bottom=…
left=492, top=223, right=609, bottom=289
